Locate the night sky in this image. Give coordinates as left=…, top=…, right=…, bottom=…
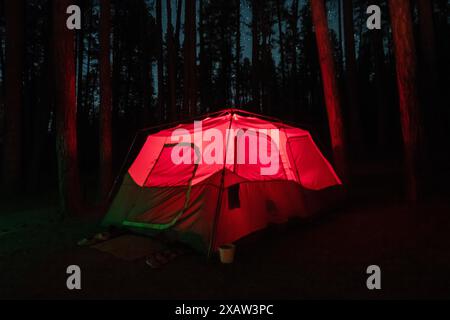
left=149, top=0, right=342, bottom=95
left=157, top=0, right=341, bottom=62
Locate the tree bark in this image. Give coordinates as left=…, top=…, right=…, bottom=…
left=29, top=0, right=52, bottom=191
left=388, top=0, right=423, bottom=202
left=417, top=0, right=437, bottom=84
left=310, top=0, right=347, bottom=180
left=343, top=0, right=362, bottom=151
left=175, top=0, right=183, bottom=49
left=289, top=0, right=299, bottom=76
left=140, top=8, right=152, bottom=127
left=183, top=0, right=197, bottom=116
left=198, top=0, right=210, bottom=113
left=76, top=0, right=86, bottom=116
left=0, top=0, right=5, bottom=96
left=251, top=0, right=260, bottom=111
left=2, top=0, right=24, bottom=191
left=276, top=0, right=286, bottom=87
left=372, top=27, right=389, bottom=148
left=99, top=0, right=113, bottom=200
left=288, top=0, right=299, bottom=117
left=83, top=4, right=93, bottom=113
left=417, top=0, right=439, bottom=136
left=235, top=0, right=241, bottom=106
left=52, top=0, right=82, bottom=215
left=166, top=0, right=177, bottom=121
left=156, top=0, right=164, bottom=122
left=0, top=13, right=4, bottom=142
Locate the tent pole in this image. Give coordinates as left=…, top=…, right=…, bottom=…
left=207, top=171, right=226, bottom=258
left=137, top=107, right=314, bottom=141
left=207, top=111, right=234, bottom=258
left=105, top=131, right=141, bottom=207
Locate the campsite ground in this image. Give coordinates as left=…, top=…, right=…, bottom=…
left=1, top=158, right=450, bottom=299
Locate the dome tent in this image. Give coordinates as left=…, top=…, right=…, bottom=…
left=102, top=109, right=342, bottom=254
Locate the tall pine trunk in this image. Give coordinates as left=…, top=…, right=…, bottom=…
left=83, top=5, right=93, bottom=114
left=198, top=0, right=210, bottom=113
left=235, top=0, right=241, bottom=106
left=156, top=0, right=164, bottom=122
left=112, top=2, right=122, bottom=122
left=372, top=25, right=388, bottom=148
left=174, top=0, right=182, bottom=116
left=0, top=0, right=4, bottom=86
left=417, top=0, right=437, bottom=89
left=289, top=0, right=298, bottom=76
left=52, top=0, right=82, bottom=215
left=99, top=0, right=113, bottom=200
left=175, top=0, right=182, bottom=49
left=0, top=2, right=5, bottom=149
left=276, top=0, right=286, bottom=86
left=166, top=0, right=177, bottom=121
left=29, top=0, right=52, bottom=191
left=388, top=0, right=423, bottom=202
left=251, top=0, right=260, bottom=111
left=288, top=0, right=299, bottom=117
left=310, top=0, right=347, bottom=181
left=417, top=0, right=439, bottom=139
left=3, top=0, right=24, bottom=191
left=343, top=0, right=362, bottom=152
left=183, top=0, right=197, bottom=116
left=76, top=0, right=86, bottom=115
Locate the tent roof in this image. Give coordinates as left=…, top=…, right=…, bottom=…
left=141, top=108, right=309, bottom=138
left=127, top=108, right=341, bottom=190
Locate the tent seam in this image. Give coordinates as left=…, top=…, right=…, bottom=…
left=208, top=112, right=234, bottom=257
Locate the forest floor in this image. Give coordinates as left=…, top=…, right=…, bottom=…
left=1, top=159, right=450, bottom=299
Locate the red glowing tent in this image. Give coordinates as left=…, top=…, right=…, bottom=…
left=103, top=109, right=342, bottom=254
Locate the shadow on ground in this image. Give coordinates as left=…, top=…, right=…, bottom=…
left=1, top=160, right=450, bottom=299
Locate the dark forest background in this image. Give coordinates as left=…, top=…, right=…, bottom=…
left=0, top=0, right=449, bottom=215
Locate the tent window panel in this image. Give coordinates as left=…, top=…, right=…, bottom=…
left=228, top=184, right=241, bottom=209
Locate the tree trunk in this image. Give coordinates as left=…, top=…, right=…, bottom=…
left=290, top=0, right=298, bottom=76
left=310, top=0, right=347, bottom=180
left=166, top=0, right=177, bottom=121
left=29, top=0, right=52, bottom=191
left=388, top=0, right=423, bottom=202
left=112, top=2, right=123, bottom=113
left=175, top=0, right=183, bottom=49
left=139, top=8, right=153, bottom=127
left=417, top=0, right=439, bottom=137
left=99, top=0, right=113, bottom=200
left=199, top=0, right=210, bottom=113
left=417, top=0, right=437, bottom=85
left=156, top=0, right=164, bottom=122
left=276, top=0, right=286, bottom=87
left=251, top=0, right=260, bottom=111
left=183, top=0, right=197, bottom=116
left=288, top=0, right=299, bottom=117
left=2, top=0, right=24, bottom=191
left=343, top=0, right=362, bottom=151
left=76, top=0, right=86, bottom=115
left=0, top=0, right=5, bottom=95
left=0, top=15, right=4, bottom=141
left=52, top=0, right=82, bottom=215
left=235, top=0, right=241, bottom=106
left=83, top=5, right=93, bottom=114
left=372, top=27, right=389, bottom=149
left=174, top=0, right=183, bottom=115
